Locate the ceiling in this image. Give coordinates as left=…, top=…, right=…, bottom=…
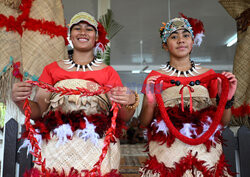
left=62, top=0, right=237, bottom=72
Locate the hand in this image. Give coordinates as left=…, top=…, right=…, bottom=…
left=12, top=81, right=33, bottom=102
left=218, top=72, right=237, bottom=100
left=108, top=87, right=135, bottom=105
left=145, top=75, right=161, bottom=105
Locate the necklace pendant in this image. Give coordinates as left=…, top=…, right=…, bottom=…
left=87, top=64, right=93, bottom=71
left=166, top=66, right=173, bottom=72
left=76, top=64, right=80, bottom=71
left=91, top=61, right=99, bottom=67
left=193, top=68, right=200, bottom=74
left=188, top=70, right=195, bottom=76
left=177, top=70, right=181, bottom=77
left=183, top=71, right=188, bottom=77
left=163, top=65, right=170, bottom=71
left=67, top=63, right=76, bottom=70
left=170, top=69, right=176, bottom=76
left=160, top=64, right=167, bottom=69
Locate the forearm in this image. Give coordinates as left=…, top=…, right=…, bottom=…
left=118, top=106, right=135, bottom=122
left=14, top=100, right=42, bottom=120
left=139, top=97, right=155, bottom=127
left=221, top=108, right=232, bottom=126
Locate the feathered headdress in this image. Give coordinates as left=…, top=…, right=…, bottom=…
left=179, top=13, right=205, bottom=46
left=160, top=13, right=205, bottom=46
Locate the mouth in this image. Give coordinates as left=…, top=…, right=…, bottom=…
left=177, top=46, right=187, bottom=50
left=77, top=37, right=89, bottom=42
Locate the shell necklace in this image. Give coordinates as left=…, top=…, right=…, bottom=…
left=63, top=55, right=103, bottom=71
left=160, top=60, right=201, bottom=77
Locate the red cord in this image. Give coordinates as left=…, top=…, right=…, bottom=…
left=154, top=73, right=229, bottom=145
left=23, top=81, right=119, bottom=176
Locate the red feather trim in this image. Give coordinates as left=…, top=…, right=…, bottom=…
left=21, top=110, right=126, bottom=141
left=97, top=22, right=109, bottom=49
left=23, top=18, right=69, bottom=45
left=141, top=152, right=234, bottom=177
left=23, top=167, right=121, bottom=177
left=179, top=13, right=205, bottom=37
left=148, top=106, right=223, bottom=152
left=232, top=103, right=250, bottom=117
left=0, top=0, right=68, bottom=45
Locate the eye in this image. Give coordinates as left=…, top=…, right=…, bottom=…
left=86, top=27, right=94, bottom=31
left=183, top=33, right=191, bottom=38
left=73, top=27, right=81, bottom=31
left=87, top=28, right=94, bottom=31
left=171, top=35, right=177, bottom=39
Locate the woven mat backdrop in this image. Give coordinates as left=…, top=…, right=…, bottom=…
left=21, top=0, right=67, bottom=76
left=0, top=0, right=21, bottom=10
left=0, top=0, right=67, bottom=122
left=219, top=0, right=250, bottom=127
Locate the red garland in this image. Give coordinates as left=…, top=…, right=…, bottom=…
left=24, top=167, right=121, bottom=177
left=90, top=103, right=120, bottom=175
left=141, top=153, right=234, bottom=177
left=24, top=81, right=120, bottom=176
left=232, top=103, right=250, bottom=117
left=26, top=81, right=111, bottom=97
left=179, top=13, right=205, bottom=37
left=0, top=0, right=68, bottom=45
left=154, top=73, right=229, bottom=145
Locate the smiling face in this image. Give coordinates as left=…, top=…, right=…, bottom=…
left=70, top=21, right=98, bottom=51
left=163, top=29, right=194, bottom=59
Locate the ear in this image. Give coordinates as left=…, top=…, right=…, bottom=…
left=95, top=33, right=99, bottom=42
left=162, top=43, right=169, bottom=51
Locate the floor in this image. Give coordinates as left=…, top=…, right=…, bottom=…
left=120, top=143, right=147, bottom=177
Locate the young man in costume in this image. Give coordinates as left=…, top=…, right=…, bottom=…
left=139, top=15, right=237, bottom=177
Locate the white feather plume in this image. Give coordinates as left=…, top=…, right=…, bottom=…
left=180, top=123, right=197, bottom=138
left=194, top=33, right=205, bottom=46
left=198, top=116, right=222, bottom=143
left=18, top=129, right=42, bottom=156
left=53, top=124, right=73, bottom=147
left=151, top=119, right=168, bottom=136
left=75, top=117, right=100, bottom=146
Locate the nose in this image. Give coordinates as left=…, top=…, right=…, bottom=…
left=79, top=28, right=87, bottom=35
left=177, top=36, right=185, bottom=44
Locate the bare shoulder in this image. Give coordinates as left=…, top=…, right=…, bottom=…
left=57, top=60, right=64, bottom=66
left=56, top=60, right=65, bottom=68
left=156, top=69, right=164, bottom=74
left=96, top=63, right=108, bottom=70
left=197, top=66, right=211, bottom=74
